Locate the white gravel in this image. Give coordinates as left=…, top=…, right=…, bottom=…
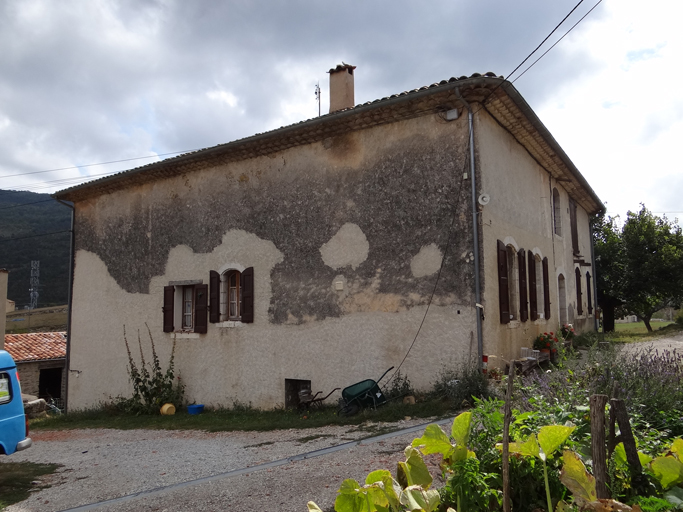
left=2, top=417, right=446, bottom=512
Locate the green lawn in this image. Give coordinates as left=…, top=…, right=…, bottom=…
left=613, top=321, right=674, bottom=333
left=602, top=321, right=680, bottom=343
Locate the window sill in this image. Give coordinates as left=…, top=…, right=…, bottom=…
left=217, top=321, right=244, bottom=328
left=170, top=332, right=200, bottom=339
left=507, top=320, right=521, bottom=329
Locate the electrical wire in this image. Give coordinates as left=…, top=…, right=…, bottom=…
left=511, top=0, right=604, bottom=84
left=384, top=136, right=470, bottom=388
left=0, top=230, right=71, bottom=244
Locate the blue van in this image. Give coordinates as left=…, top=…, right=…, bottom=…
left=0, top=350, right=32, bottom=455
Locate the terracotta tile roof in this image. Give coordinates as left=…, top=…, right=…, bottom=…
left=4, top=332, right=67, bottom=363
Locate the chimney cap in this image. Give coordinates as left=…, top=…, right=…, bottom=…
left=328, top=62, right=356, bottom=74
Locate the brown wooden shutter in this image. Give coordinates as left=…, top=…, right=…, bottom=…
left=163, top=286, right=175, bottom=333
left=209, top=270, right=220, bottom=323
left=542, top=257, right=551, bottom=320
left=194, top=284, right=208, bottom=333
left=570, top=198, right=579, bottom=255
left=518, top=248, right=528, bottom=322
left=241, top=267, right=254, bottom=324
left=497, top=240, right=510, bottom=324
left=586, top=272, right=593, bottom=315
left=575, top=268, right=583, bottom=315
left=528, top=250, right=537, bottom=321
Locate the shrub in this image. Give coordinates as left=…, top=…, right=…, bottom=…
left=676, top=309, right=683, bottom=327
left=533, top=331, right=558, bottom=350
left=560, top=323, right=575, bottom=340
left=384, top=370, right=414, bottom=401
left=431, top=359, right=492, bottom=408
left=113, top=325, right=185, bottom=415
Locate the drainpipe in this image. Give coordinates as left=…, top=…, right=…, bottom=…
left=455, top=88, right=484, bottom=370
left=56, top=199, right=75, bottom=413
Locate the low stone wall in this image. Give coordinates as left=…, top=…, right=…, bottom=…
left=6, top=305, right=68, bottom=332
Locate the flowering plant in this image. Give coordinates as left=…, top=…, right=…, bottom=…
left=560, top=323, right=575, bottom=340
left=533, top=331, right=558, bottom=350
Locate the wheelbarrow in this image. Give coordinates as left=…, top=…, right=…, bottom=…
left=298, top=387, right=341, bottom=410
left=338, top=366, right=394, bottom=416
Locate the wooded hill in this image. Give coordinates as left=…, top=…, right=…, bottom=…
left=0, top=190, right=71, bottom=308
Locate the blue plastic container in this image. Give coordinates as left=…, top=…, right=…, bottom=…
left=187, top=404, right=204, bottom=415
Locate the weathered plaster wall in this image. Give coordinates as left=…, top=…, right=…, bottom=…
left=476, top=110, right=595, bottom=366
left=69, top=114, right=479, bottom=409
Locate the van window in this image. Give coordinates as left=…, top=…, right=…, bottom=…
left=0, top=373, right=11, bottom=405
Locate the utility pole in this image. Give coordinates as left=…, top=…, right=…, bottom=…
left=29, top=260, right=39, bottom=310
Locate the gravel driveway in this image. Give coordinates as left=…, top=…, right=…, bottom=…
left=2, top=417, right=447, bottom=512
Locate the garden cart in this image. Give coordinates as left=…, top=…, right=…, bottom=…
left=297, top=387, right=341, bottom=410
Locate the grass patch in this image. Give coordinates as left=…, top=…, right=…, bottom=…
left=0, top=462, right=61, bottom=509
left=30, top=398, right=454, bottom=433
left=603, top=321, right=680, bottom=343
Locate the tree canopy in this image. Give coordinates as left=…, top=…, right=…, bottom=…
left=593, top=205, right=683, bottom=332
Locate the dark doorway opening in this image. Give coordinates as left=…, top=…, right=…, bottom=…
left=39, top=367, right=62, bottom=400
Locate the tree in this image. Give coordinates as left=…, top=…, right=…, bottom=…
left=592, top=213, right=625, bottom=332
left=620, top=206, right=683, bottom=332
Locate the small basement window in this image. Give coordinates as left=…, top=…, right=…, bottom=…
left=285, top=378, right=311, bottom=409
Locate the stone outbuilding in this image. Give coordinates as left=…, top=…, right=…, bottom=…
left=4, top=332, right=67, bottom=406
left=55, top=69, right=603, bottom=410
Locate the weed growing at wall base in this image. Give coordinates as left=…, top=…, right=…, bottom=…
left=112, top=325, right=185, bottom=415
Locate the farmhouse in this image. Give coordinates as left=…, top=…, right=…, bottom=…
left=55, top=68, right=603, bottom=409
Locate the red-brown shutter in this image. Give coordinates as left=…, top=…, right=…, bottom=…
left=209, top=270, right=220, bottom=323
left=575, top=267, right=583, bottom=315
left=570, top=198, right=579, bottom=255
left=528, top=250, right=537, bottom=321
left=518, top=248, right=528, bottom=322
left=194, top=284, right=208, bottom=333
left=241, top=267, right=254, bottom=324
left=542, top=257, right=551, bottom=320
left=497, top=240, right=510, bottom=324
left=163, top=286, right=174, bottom=333
left=586, top=272, right=593, bottom=315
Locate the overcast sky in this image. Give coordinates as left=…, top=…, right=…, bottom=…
left=0, top=0, right=680, bottom=222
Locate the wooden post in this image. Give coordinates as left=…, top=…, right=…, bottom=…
left=502, top=360, right=515, bottom=512
left=589, top=394, right=609, bottom=498
left=610, top=398, right=647, bottom=493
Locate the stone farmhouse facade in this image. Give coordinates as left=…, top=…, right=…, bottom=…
left=55, top=68, right=603, bottom=410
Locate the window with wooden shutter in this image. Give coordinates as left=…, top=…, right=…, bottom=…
left=241, top=267, right=254, bottom=324
left=575, top=267, right=583, bottom=315
left=497, top=240, right=510, bottom=324
left=518, top=248, right=528, bottom=322
left=569, top=198, right=579, bottom=255
left=542, top=257, right=551, bottom=320
left=194, top=284, right=208, bottom=333
left=553, top=188, right=562, bottom=236
left=586, top=271, right=593, bottom=315
left=528, top=250, right=537, bottom=321
left=163, top=286, right=174, bottom=333
left=209, top=270, right=220, bottom=323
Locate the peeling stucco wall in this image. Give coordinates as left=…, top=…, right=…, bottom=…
left=69, top=114, right=479, bottom=409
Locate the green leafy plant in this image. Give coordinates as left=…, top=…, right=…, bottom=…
left=560, top=324, right=575, bottom=341
left=113, top=325, right=184, bottom=414
left=431, top=360, right=491, bottom=408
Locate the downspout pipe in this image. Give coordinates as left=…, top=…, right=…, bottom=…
left=55, top=198, right=75, bottom=413
left=455, top=88, right=484, bottom=370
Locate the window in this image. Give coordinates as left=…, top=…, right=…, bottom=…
left=553, top=188, right=562, bottom=236
left=586, top=271, right=593, bottom=315
left=528, top=251, right=546, bottom=321
left=497, top=240, right=526, bottom=324
left=209, top=267, right=254, bottom=324
left=0, top=373, right=11, bottom=405
left=575, top=267, right=583, bottom=316
left=162, top=281, right=208, bottom=333
left=542, top=257, right=551, bottom=320
left=558, top=274, right=567, bottom=324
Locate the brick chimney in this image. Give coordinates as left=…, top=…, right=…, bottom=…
left=328, top=63, right=356, bottom=113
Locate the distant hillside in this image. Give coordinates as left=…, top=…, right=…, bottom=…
left=0, top=190, right=71, bottom=308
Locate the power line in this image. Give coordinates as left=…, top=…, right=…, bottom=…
left=0, top=230, right=71, bottom=244
left=511, top=0, right=604, bottom=84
